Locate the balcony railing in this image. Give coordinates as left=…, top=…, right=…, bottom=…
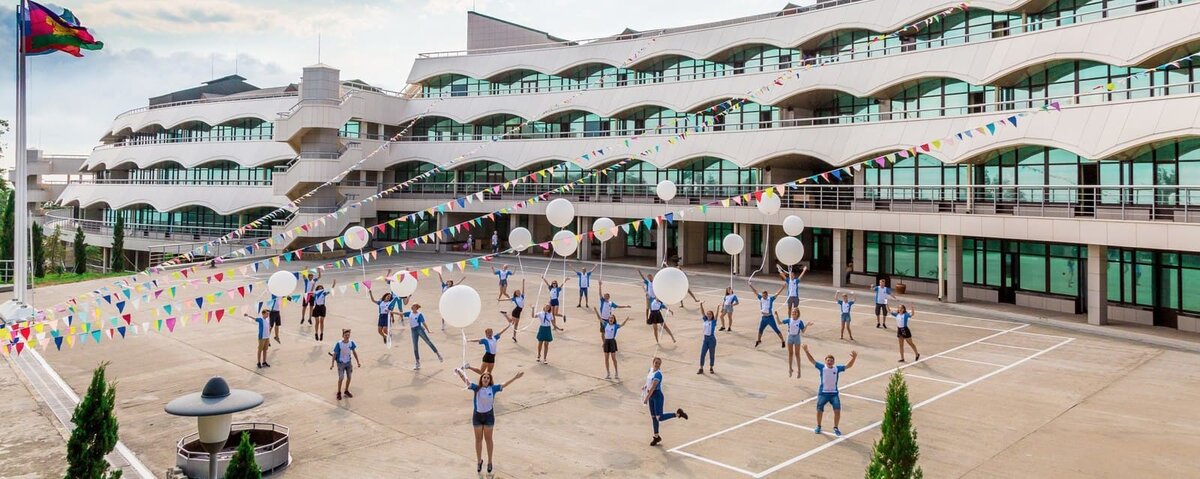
left=414, top=0, right=1189, bottom=93
left=378, top=182, right=1200, bottom=223
left=68, top=178, right=274, bottom=187
left=44, top=212, right=284, bottom=240
left=114, top=91, right=298, bottom=119
left=93, top=135, right=274, bottom=150
left=388, top=82, right=1200, bottom=142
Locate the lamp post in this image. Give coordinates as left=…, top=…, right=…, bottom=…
left=165, top=377, right=264, bottom=479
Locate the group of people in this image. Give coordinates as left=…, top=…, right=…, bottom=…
left=248, top=258, right=926, bottom=472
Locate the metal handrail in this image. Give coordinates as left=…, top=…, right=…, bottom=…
left=114, top=91, right=298, bottom=119
left=44, top=212, right=284, bottom=239
left=275, top=90, right=356, bottom=120
left=65, top=178, right=273, bottom=186
left=175, top=423, right=290, bottom=460
left=386, top=82, right=1200, bottom=142
left=93, top=135, right=274, bottom=150
left=414, top=0, right=1186, bottom=83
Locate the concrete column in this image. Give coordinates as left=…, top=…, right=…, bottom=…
left=679, top=221, right=706, bottom=266
left=945, top=235, right=963, bottom=303
left=577, top=216, right=592, bottom=261
left=655, top=222, right=667, bottom=266
left=832, top=228, right=847, bottom=288
left=1087, top=244, right=1108, bottom=325
left=736, top=223, right=753, bottom=276
left=604, top=231, right=627, bottom=259
left=760, top=224, right=775, bottom=271
left=851, top=230, right=865, bottom=276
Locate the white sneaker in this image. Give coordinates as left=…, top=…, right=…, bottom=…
left=604, top=374, right=611, bottom=380
left=413, top=362, right=421, bottom=370
left=614, top=374, right=620, bottom=381
left=437, top=353, right=444, bottom=363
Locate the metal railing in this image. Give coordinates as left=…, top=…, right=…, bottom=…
left=275, top=90, right=356, bottom=120
left=414, top=0, right=1188, bottom=91
left=114, top=91, right=298, bottom=119
left=66, top=178, right=274, bottom=187
left=44, top=212, right=284, bottom=240
left=93, top=135, right=274, bottom=150
left=378, top=182, right=1200, bottom=223
left=386, top=81, right=1200, bottom=142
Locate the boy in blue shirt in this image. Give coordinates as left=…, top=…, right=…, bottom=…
left=803, top=344, right=858, bottom=436
left=575, top=265, right=597, bottom=308
left=245, top=310, right=271, bottom=369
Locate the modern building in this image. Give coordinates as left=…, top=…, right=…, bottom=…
left=50, top=0, right=1200, bottom=332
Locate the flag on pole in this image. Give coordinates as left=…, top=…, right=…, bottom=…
left=23, top=1, right=104, bottom=57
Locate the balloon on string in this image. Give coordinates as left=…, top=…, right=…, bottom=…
left=546, top=198, right=575, bottom=228
left=775, top=236, right=806, bottom=266
left=552, top=230, right=578, bottom=257
left=440, top=285, right=482, bottom=328
left=757, top=194, right=781, bottom=216
left=509, top=227, right=533, bottom=252
left=783, top=215, right=805, bottom=236
left=267, top=271, right=297, bottom=297
left=390, top=271, right=419, bottom=297
left=651, top=267, right=690, bottom=304
left=593, top=217, right=617, bottom=242
left=656, top=180, right=677, bottom=201
left=343, top=225, right=369, bottom=250
left=722, top=233, right=745, bottom=255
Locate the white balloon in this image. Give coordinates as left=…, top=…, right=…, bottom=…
left=343, top=225, right=369, bottom=250
left=552, top=230, right=578, bottom=257
left=390, top=271, right=419, bottom=297
left=783, top=215, right=805, bottom=236
left=722, top=233, right=745, bottom=255
left=545, top=198, right=575, bottom=228
left=508, top=227, right=533, bottom=252
left=775, top=236, right=806, bottom=266
left=593, top=217, right=616, bottom=242
left=757, top=193, right=781, bottom=216
left=656, top=180, right=677, bottom=202
left=651, top=267, right=690, bottom=304
left=439, top=285, right=482, bottom=328
left=267, top=271, right=297, bottom=297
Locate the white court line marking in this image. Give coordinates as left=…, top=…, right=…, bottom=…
left=979, top=341, right=1043, bottom=352
left=669, top=324, right=1029, bottom=456
left=672, top=450, right=758, bottom=477
left=840, top=392, right=886, bottom=404
left=763, top=417, right=813, bottom=430
left=754, top=338, right=1074, bottom=478
left=939, top=355, right=1007, bottom=368
left=902, top=373, right=965, bottom=386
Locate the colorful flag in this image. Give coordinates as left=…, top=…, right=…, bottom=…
left=23, top=1, right=104, bottom=57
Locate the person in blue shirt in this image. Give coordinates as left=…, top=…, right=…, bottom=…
left=872, top=278, right=895, bottom=329
left=265, top=294, right=283, bottom=344
left=453, top=368, right=524, bottom=476
left=646, top=296, right=676, bottom=345
left=747, top=279, right=786, bottom=349
left=404, top=304, right=443, bottom=370
left=300, top=271, right=321, bottom=325
left=368, top=289, right=401, bottom=345
left=803, top=344, right=858, bottom=436
left=575, top=265, right=597, bottom=308
left=697, top=302, right=719, bottom=375
left=642, top=357, right=689, bottom=446
left=500, top=279, right=526, bottom=343
left=779, top=309, right=812, bottom=378
left=465, top=324, right=512, bottom=375
left=437, top=272, right=467, bottom=332
left=777, top=264, right=809, bottom=314
left=534, top=304, right=564, bottom=365
left=310, top=280, right=335, bottom=341
left=718, top=287, right=739, bottom=332
left=541, top=276, right=567, bottom=323
left=834, top=290, right=856, bottom=341
left=598, top=314, right=631, bottom=380
left=595, top=280, right=631, bottom=341
left=329, top=329, right=361, bottom=400
left=492, top=265, right=514, bottom=301
left=245, top=310, right=272, bottom=369
left=636, top=269, right=656, bottom=321
left=888, top=304, right=921, bottom=362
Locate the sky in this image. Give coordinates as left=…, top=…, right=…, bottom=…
left=0, top=0, right=812, bottom=163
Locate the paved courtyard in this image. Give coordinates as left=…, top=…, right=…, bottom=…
left=5, top=252, right=1200, bottom=478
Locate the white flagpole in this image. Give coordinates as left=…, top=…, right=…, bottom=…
left=14, top=0, right=30, bottom=303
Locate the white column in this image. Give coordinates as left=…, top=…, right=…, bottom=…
left=832, top=228, right=847, bottom=288
left=945, top=235, right=963, bottom=303
left=1087, top=244, right=1108, bottom=325
left=655, top=223, right=667, bottom=266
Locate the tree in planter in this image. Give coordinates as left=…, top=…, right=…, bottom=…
left=0, top=191, right=13, bottom=262
left=65, top=362, right=122, bottom=479
left=110, top=215, right=125, bottom=272
left=224, top=431, right=263, bottom=479
left=74, top=225, right=87, bottom=274
left=31, top=222, right=45, bottom=278
left=46, top=224, right=66, bottom=274
left=866, top=370, right=923, bottom=479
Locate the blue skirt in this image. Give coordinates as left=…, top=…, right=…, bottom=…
left=536, top=325, right=553, bottom=342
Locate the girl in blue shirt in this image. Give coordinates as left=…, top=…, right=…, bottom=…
left=718, top=287, right=739, bottom=332
left=404, top=304, right=443, bottom=370
left=367, top=289, right=400, bottom=345
left=466, top=323, right=512, bottom=375
left=534, top=304, right=563, bottom=365
left=888, top=304, right=921, bottom=362
left=542, top=276, right=567, bottom=323
left=599, top=314, right=631, bottom=380
left=500, top=279, right=526, bottom=343
left=310, top=280, right=335, bottom=341
left=834, top=290, right=856, bottom=341
left=642, top=357, right=689, bottom=446
left=492, top=265, right=514, bottom=301
left=453, top=368, right=525, bottom=476
left=697, top=302, right=718, bottom=375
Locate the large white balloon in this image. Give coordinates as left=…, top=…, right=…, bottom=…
left=545, top=198, right=575, bottom=228
left=593, top=217, right=616, bottom=242
left=508, top=227, right=533, bottom=252
left=267, top=271, right=297, bottom=297
left=656, top=180, right=677, bottom=202
left=440, top=285, right=482, bottom=328
left=552, top=230, right=578, bottom=257
left=390, top=271, right=419, bottom=297
left=651, top=267, right=690, bottom=304
left=775, top=236, right=806, bottom=266
left=343, top=225, right=369, bottom=250
left=757, top=193, right=781, bottom=216
left=783, top=215, right=805, bottom=236
left=722, top=233, right=745, bottom=255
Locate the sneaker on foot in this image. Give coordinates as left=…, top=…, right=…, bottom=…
left=754, top=340, right=762, bottom=348
left=437, top=353, right=444, bottom=363
left=697, top=368, right=704, bottom=375
left=336, top=392, right=342, bottom=400
left=273, top=336, right=281, bottom=344
left=814, top=426, right=822, bottom=434
left=650, top=436, right=662, bottom=446
left=708, top=368, right=715, bottom=374
left=344, top=390, right=354, bottom=398
left=256, top=363, right=263, bottom=369
left=604, top=374, right=611, bottom=380
left=781, top=340, right=786, bottom=348
left=263, top=362, right=271, bottom=368
left=677, top=408, right=689, bottom=420
left=898, top=359, right=906, bottom=363
left=614, top=374, right=620, bottom=380
left=413, top=362, right=421, bottom=370
left=915, top=353, right=921, bottom=361
left=834, top=427, right=842, bottom=437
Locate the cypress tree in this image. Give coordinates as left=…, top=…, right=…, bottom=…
left=224, top=431, right=263, bottom=479
left=46, top=224, right=66, bottom=274
left=110, top=215, right=125, bottom=272
left=65, top=362, right=122, bottom=479
left=866, top=370, right=923, bottom=479
left=74, top=226, right=87, bottom=274
left=32, top=222, right=45, bottom=278
left=0, top=192, right=13, bottom=262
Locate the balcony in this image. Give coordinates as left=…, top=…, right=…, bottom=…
left=109, top=93, right=298, bottom=142
left=85, top=139, right=295, bottom=170
left=43, top=211, right=284, bottom=257
left=58, top=179, right=285, bottom=215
